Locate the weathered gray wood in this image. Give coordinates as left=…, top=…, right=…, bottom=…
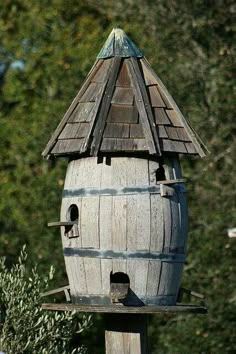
left=170, top=192, right=181, bottom=252
left=61, top=196, right=84, bottom=297
left=126, top=196, right=137, bottom=251
left=42, top=59, right=102, bottom=158
left=79, top=82, right=98, bottom=102
left=76, top=257, right=88, bottom=295
left=166, top=126, right=180, bottom=140
left=158, top=262, right=180, bottom=300
left=166, top=109, right=183, bottom=127
left=157, top=86, right=173, bottom=109
left=91, top=57, right=122, bottom=156
left=104, top=123, right=130, bottom=138
left=160, top=184, right=175, bottom=197
left=130, top=123, right=144, bottom=138
left=66, top=139, right=84, bottom=153
left=42, top=285, right=70, bottom=297
left=178, top=191, right=188, bottom=251
left=52, top=139, right=84, bottom=155
left=72, top=198, right=83, bottom=294
left=157, top=179, right=185, bottom=185
left=134, top=160, right=150, bottom=297
left=69, top=102, right=95, bottom=123
left=73, top=158, right=102, bottom=188
left=112, top=159, right=127, bottom=275
left=62, top=156, right=187, bottom=306
left=136, top=194, right=150, bottom=251
left=111, top=87, right=134, bottom=105
left=43, top=46, right=206, bottom=158
left=42, top=302, right=208, bottom=314
left=51, top=140, right=68, bottom=154
left=141, top=60, right=157, bottom=86
left=105, top=314, right=148, bottom=354
left=185, top=142, right=197, bottom=154
left=81, top=61, right=113, bottom=152
left=92, top=59, right=112, bottom=83
left=133, top=139, right=149, bottom=151
left=81, top=196, right=101, bottom=294
left=146, top=260, right=161, bottom=296
left=135, top=259, right=149, bottom=296
left=107, top=104, right=139, bottom=124
left=74, top=122, right=90, bottom=139
left=74, top=159, right=102, bottom=295
left=126, top=60, right=157, bottom=155
left=177, top=127, right=191, bottom=142
left=100, top=160, right=113, bottom=295
left=148, top=85, right=166, bottom=107
left=126, top=158, right=138, bottom=293
left=129, top=58, right=161, bottom=155
left=57, top=122, right=89, bottom=140
left=150, top=194, right=164, bottom=252
left=162, top=195, right=172, bottom=253
left=161, top=139, right=187, bottom=154
left=101, top=138, right=148, bottom=152
left=58, top=123, right=79, bottom=139
left=48, top=221, right=76, bottom=227
left=116, top=61, right=131, bottom=87
left=81, top=165, right=101, bottom=295
left=141, top=58, right=207, bottom=157
left=157, top=125, right=168, bottom=138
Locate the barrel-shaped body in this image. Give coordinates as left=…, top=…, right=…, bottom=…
left=61, top=156, right=188, bottom=306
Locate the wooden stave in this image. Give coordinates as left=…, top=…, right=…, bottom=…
left=60, top=157, right=187, bottom=305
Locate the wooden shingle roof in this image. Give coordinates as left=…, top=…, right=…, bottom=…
left=42, top=28, right=206, bottom=159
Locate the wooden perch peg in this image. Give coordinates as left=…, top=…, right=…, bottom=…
left=47, top=221, right=76, bottom=227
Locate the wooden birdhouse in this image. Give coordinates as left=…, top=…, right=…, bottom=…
left=43, top=28, right=206, bottom=309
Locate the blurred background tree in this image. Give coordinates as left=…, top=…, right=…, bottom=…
left=0, top=0, right=235, bottom=353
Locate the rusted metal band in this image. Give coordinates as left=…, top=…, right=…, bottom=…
left=63, top=248, right=186, bottom=262
left=63, top=184, right=186, bottom=198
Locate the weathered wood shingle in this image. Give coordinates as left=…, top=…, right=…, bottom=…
left=42, top=28, right=207, bottom=158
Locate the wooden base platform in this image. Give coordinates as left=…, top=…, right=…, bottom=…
left=42, top=303, right=207, bottom=314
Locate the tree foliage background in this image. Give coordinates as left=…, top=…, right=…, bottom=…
left=0, top=0, right=235, bottom=353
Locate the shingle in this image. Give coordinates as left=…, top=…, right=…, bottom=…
left=107, top=104, right=139, bottom=123
left=154, top=108, right=171, bottom=125
left=166, top=109, right=183, bottom=127
left=79, top=83, right=98, bottom=102
left=111, top=87, right=134, bottom=105
left=104, top=123, right=130, bottom=138
left=68, top=102, right=94, bottom=123
left=148, top=85, right=166, bottom=107
left=130, top=124, right=144, bottom=138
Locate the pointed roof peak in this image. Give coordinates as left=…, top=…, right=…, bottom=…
left=97, top=27, right=143, bottom=59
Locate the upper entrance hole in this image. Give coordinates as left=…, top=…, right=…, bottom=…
left=156, top=159, right=166, bottom=181
left=67, top=204, right=79, bottom=222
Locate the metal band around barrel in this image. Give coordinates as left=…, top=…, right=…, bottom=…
left=63, top=184, right=186, bottom=198
left=64, top=248, right=186, bottom=262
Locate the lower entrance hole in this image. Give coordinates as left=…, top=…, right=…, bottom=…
left=110, top=271, right=130, bottom=285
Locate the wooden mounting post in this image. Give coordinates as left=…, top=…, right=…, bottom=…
left=105, top=314, right=148, bottom=354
